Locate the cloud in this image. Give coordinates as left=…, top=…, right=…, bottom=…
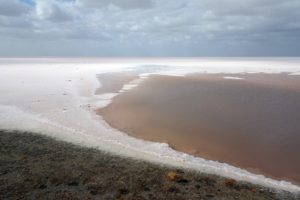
left=0, top=0, right=30, bottom=16
left=77, top=0, right=154, bottom=9
left=35, top=0, right=74, bottom=22
left=0, top=0, right=300, bottom=56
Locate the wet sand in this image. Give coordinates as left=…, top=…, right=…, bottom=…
left=98, top=73, right=300, bottom=185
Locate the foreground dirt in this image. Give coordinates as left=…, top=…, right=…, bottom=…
left=0, top=130, right=299, bottom=200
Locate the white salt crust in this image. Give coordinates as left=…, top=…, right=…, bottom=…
left=1, top=58, right=300, bottom=193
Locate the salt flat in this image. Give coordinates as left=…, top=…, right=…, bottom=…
left=1, top=58, right=300, bottom=193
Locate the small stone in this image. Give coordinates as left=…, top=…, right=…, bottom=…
left=167, top=171, right=182, bottom=182
left=225, top=178, right=237, bottom=188
left=177, top=178, right=189, bottom=184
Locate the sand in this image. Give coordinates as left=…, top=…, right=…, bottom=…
left=1, top=130, right=299, bottom=200
left=98, top=73, right=300, bottom=185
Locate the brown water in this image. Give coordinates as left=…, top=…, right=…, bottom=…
left=98, top=73, right=300, bottom=185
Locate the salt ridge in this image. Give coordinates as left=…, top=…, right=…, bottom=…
left=223, top=76, right=245, bottom=80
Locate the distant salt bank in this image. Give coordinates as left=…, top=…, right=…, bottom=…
left=223, top=76, right=244, bottom=80
left=1, top=58, right=300, bottom=193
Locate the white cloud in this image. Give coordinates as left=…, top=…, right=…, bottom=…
left=0, top=0, right=300, bottom=56
left=35, top=0, right=73, bottom=22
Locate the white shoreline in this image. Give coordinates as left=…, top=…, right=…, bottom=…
left=223, top=76, right=245, bottom=80
left=1, top=58, right=300, bottom=193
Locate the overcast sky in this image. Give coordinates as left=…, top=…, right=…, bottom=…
left=0, top=0, right=300, bottom=57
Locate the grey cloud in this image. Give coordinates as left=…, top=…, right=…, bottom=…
left=0, top=0, right=300, bottom=56
left=77, top=0, right=154, bottom=9
left=0, top=16, right=33, bottom=28
left=0, top=0, right=30, bottom=16
left=36, top=0, right=74, bottom=22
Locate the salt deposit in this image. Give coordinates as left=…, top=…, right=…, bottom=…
left=1, top=57, right=300, bottom=193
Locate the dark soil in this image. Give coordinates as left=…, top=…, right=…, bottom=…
left=0, top=130, right=299, bottom=200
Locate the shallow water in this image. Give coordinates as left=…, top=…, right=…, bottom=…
left=99, top=73, right=300, bottom=185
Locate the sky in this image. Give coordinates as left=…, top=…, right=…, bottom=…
left=0, top=0, right=300, bottom=57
